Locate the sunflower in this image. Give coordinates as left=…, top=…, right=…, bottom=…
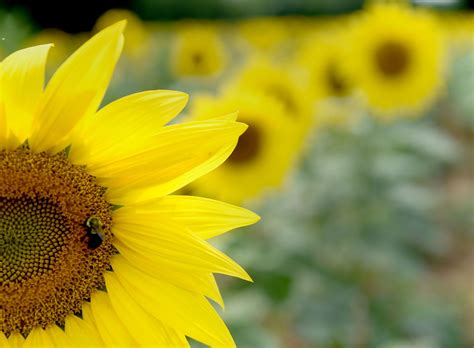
left=187, top=92, right=298, bottom=205
left=228, top=58, right=313, bottom=139
left=171, top=24, right=227, bottom=78
left=295, top=34, right=354, bottom=102
left=345, top=4, right=445, bottom=116
left=0, top=21, right=259, bottom=347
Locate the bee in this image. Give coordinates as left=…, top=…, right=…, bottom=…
left=84, top=216, right=105, bottom=250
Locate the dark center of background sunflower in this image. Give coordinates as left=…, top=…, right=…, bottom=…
left=265, top=84, right=297, bottom=114
left=375, top=41, right=410, bottom=77
left=0, top=147, right=115, bottom=336
left=192, top=52, right=203, bottom=66
left=325, top=62, right=349, bottom=96
left=228, top=123, right=262, bottom=164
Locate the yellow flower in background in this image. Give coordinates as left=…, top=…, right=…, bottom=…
left=95, top=9, right=152, bottom=61
left=228, top=58, right=313, bottom=139
left=345, top=4, right=445, bottom=117
left=0, top=21, right=259, bottom=347
left=188, top=92, right=298, bottom=205
left=295, top=34, right=354, bottom=101
left=172, top=24, right=227, bottom=78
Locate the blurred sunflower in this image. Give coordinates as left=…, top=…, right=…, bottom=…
left=228, top=59, right=313, bottom=138
left=188, top=92, right=298, bottom=205
left=345, top=4, right=445, bottom=116
left=295, top=34, right=354, bottom=101
left=0, top=21, right=259, bottom=347
left=171, top=24, right=227, bottom=78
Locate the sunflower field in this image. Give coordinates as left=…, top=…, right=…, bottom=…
left=0, top=0, right=473, bottom=347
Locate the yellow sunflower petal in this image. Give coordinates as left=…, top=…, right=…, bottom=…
left=94, top=120, right=246, bottom=204
left=112, top=212, right=251, bottom=281
left=209, top=111, right=239, bottom=121
left=90, top=291, right=136, bottom=346
left=104, top=272, right=190, bottom=347
left=45, top=325, right=68, bottom=347
left=0, top=62, right=21, bottom=151
left=29, top=21, right=125, bottom=153
left=7, top=333, right=24, bottom=347
left=69, top=90, right=188, bottom=165
left=112, top=255, right=236, bottom=347
left=118, top=142, right=237, bottom=204
left=64, top=304, right=104, bottom=347
left=114, top=236, right=225, bottom=307
left=133, top=195, right=260, bottom=239
left=0, top=44, right=52, bottom=145
left=0, top=332, right=10, bottom=348
left=23, top=327, right=55, bottom=347
left=206, top=273, right=225, bottom=308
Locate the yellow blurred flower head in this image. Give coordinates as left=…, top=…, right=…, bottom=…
left=345, top=4, right=445, bottom=117
left=229, top=58, right=313, bottom=134
left=295, top=33, right=354, bottom=101
left=0, top=21, right=258, bottom=347
left=189, top=92, right=299, bottom=205
left=172, top=24, right=227, bottom=78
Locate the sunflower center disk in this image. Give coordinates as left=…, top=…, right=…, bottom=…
left=375, top=41, right=410, bottom=77
left=0, top=197, right=67, bottom=282
left=192, top=52, right=203, bottom=66
left=0, top=147, right=115, bottom=337
left=228, top=123, right=262, bottom=164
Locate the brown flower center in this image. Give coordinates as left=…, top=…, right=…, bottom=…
left=375, top=40, right=410, bottom=77
left=0, top=197, right=68, bottom=282
left=0, top=147, right=115, bottom=337
left=192, top=52, right=203, bottom=66
left=228, top=123, right=262, bottom=164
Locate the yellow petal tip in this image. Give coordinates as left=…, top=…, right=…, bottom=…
left=247, top=211, right=261, bottom=224
left=235, top=121, right=249, bottom=135
left=243, top=270, right=254, bottom=283
left=110, top=19, right=127, bottom=33
left=173, top=90, right=189, bottom=104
